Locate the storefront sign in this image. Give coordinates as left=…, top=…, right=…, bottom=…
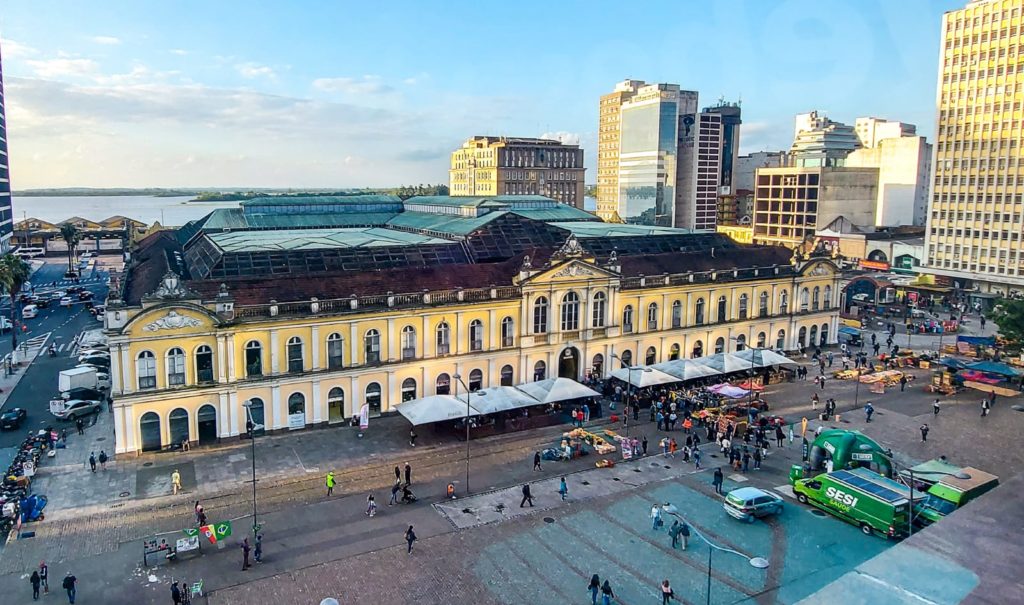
left=176, top=536, right=200, bottom=553
left=859, top=260, right=890, bottom=271
left=851, top=452, right=874, bottom=461
left=287, top=413, right=305, bottom=430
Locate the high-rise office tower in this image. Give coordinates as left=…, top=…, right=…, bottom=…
left=0, top=41, right=12, bottom=250
left=449, top=136, right=585, bottom=207
left=925, top=0, right=1024, bottom=293
left=597, top=80, right=721, bottom=229
left=704, top=101, right=742, bottom=225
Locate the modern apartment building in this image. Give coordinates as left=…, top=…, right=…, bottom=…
left=450, top=136, right=585, bottom=208
left=705, top=101, right=742, bottom=225
left=924, top=0, right=1024, bottom=293
left=597, top=80, right=723, bottom=230
left=845, top=131, right=932, bottom=227
left=735, top=152, right=786, bottom=222
left=0, top=41, right=13, bottom=250
left=790, top=111, right=860, bottom=167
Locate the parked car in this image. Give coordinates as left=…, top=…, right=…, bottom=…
left=34, top=298, right=50, bottom=309
left=0, top=407, right=27, bottom=430
left=78, top=350, right=110, bottom=361
left=66, top=286, right=84, bottom=294
left=53, top=399, right=103, bottom=420
left=0, top=317, right=10, bottom=333
left=62, top=387, right=105, bottom=401
left=63, top=270, right=79, bottom=279
left=724, top=487, right=784, bottom=523
left=78, top=291, right=95, bottom=301
left=60, top=296, right=74, bottom=307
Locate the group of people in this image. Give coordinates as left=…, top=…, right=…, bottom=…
left=28, top=563, right=76, bottom=604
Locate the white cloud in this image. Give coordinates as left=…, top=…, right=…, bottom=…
left=91, top=36, right=121, bottom=45
left=169, top=49, right=189, bottom=56
left=540, top=131, right=581, bottom=146
left=2, top=39, right=38, bottom=58
left=312, top=75, right=394, bottom=95
left=235, top=62, right=275, bottom=79
left=25, top=58, right=99, bottom=78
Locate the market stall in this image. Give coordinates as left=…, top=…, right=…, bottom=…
left=650, top=359, right=720, bottom=382
left=395, top=395, right=483, bottom=426
left=610, top=366, right=679, bottom=388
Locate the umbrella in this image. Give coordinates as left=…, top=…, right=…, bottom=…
left=651, top=359, right=720, bottom=381
left=732, top=348, right=798, bottom=368
left=935, top=357, right=968, bottom=370
left=965, top=360, right=1022, bottom=378
left=610, top=366, right=679, bottom=388
left=455, top=386, right=539, bottom=415
left=516, top=378, right=600, bottom=404
left=395, top=395, right=483, bottom=426
left=707, top=384, right=749, bottom=398
left=698, top=353, right=753, bottom=374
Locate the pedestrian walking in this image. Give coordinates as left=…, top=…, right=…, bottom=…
left=900, top=375, right=908, bottom=392
left=811, top=393, right=819, bottom=410
left=520, top=483, right=534, bottom=507
left=660, top=579, right=676, bottom=604
left=669, top=519, right=682, bottom=548
left=712, top=467, right=724, bottom=495
left=389, top=480, right=401, bottom=505
left=558, top=477, right=568, bottom=501
left=583, top=404, right=591, bottom=423
left=88, top=452, right=96, bottom=473
left=326, top=471, right=336, bottom=496
left=600, top=580, right=615, bottom=605
left=775, top=425, right=785, bottom=448
left=981, top=399, right=990, bottom=416
left=98, top=450, right=108, bottom=470
left=588, top=574, right=601, bottom=605
left=62, top=572, right=76, bottom=604
left=693, top=447, right=702, bottom=469
left=920, top=424, right=930, bottom=442
left=60, top=428, right=67, bottom=444
left=989, top=390, right=997, bottom=407
left=651, top=503, right=663, bottom=530
left=75, top=417, right=84, bottom=435
left=30, top=570, right=41, bottom=601
left=240, top=537, right=251, bottom=570
left=742, top=450, right=751, bottom=472
left=679, top=520, right=690, bottom=549
left=194, top=501, right=206, bottom=526
left=254, top=534, right=263, bottom=563
left=394, top=465, right=401, bottom=483
left=409, top=428, right=417, bottom=447
left=171, top=469, right=182, bottom=495
left=753, top=448, right=762, bottom=470
left=865, top=402, right=874, bottom=423
left=933, top=399, right=941, bottom=416
left=171, top=581, right=181, bottom=604
left=533, top=451, right=542, bottom=471
left=39, top=561, right=48, bottom=594
left=642, top=435, right=648, bottom=456
left=404, top=462, right=412, bottom=486
left=404, top=525, right=417, bottom=554
left=365, top=494, right=377, bottom=517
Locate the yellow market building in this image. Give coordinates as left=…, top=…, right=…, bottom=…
left=105, top=195, right=840, bottom=454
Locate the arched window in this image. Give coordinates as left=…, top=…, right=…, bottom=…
left=500, top=365, right=514, bottom=386
left=776, top=329, right=786, bottom=350
left=401, top=325, right=417, bottom=360
left=436, top=373, right=451, bottom=395
left=246, top=398, right=266, bottom=435
left=287, top=337, right=304, bottom=373
left=620, top=350, right=632, bottom=367
left=591, top=354, right=604, bottom=378
left=436, top=322, right=451, bottom=355
left=327, top=333, right=344, bottom=370
left=738, top=294, right=749, bottom=320
left=809, top=325, right=819, bottom=347
left=327, top=388, right=344, bottom=423
left=166, top=347, right=186, bottom=386
left=717, top=296, right=728, bottom=323
left=137, top=351, right=156, bottom=390
left=647, top=302, right=659, bottom=330
left=820, top=323, right=829, bottom=346
left=798, top=326, right=808, bottom=348
left=622, top=305, right=635, bottom=333
left=714, top=337, right=726, bottom=354
left=757, top=331, right=767, bottom=348
left=592, top=292, right=606, bottom=328
left=401, top=378, right=417, bottom=402
left=168, top=408, right=189, bottom=446
left=245, top=340, right=263, bottom=377
left=469, top=369, right=483, bottom=391
left=671, top=300, right=682, bottom=328
left=533, top=296, right=549, bottom=334
left=779, top=290, right=789, bottom=314
left=691, top=341, right=703, bottom=358
left=645, top=346, right=657, bottom=365
left=469, top=319, right=484, bottom=351
left=287, top=393, right=305, bottom=420
left=695, top=298, right=705, bottom=325
left=533, top=360, right=547, bottom=381
left=140, top=411, right=161, bottom=452
left=195, top=345, right=214, bottom=383
left=561, top=291, right=580, bottom=331
left=365, top=382, right=382, bottom=417
left=759, top=291, right=769, bottom=317
left=800, top=288, right=810, bottom=312
left=501, top=317, right=515, bottom=347
left=735, top=334, right=747, bottom=351
left=812, top=287, right=821, bottom=312
left=364, top=329, right=380, bottom=364
left=669, top=343, right=681, bottom=360
left=823, top=286, right=832, bottom=309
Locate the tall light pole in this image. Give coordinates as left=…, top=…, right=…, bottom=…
left=453, top=374, right=477, bottom=495
left=731, top=337, right=758, bottom=411
left=242, top=400, right=264, bottom=536
left=663, top=509, right=769, bottom=605
left=611, top=353, right=650, bottom=438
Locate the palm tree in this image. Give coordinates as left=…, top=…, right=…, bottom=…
left=59, top=223, right=81, bottom=275
left=0, top=254, right=30, bottom=349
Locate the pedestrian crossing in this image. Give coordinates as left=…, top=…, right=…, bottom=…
left=25, top=333, right=51, bottom=349
left=35, top=274, right=106, bottom=289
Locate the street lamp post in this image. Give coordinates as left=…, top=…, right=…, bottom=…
left=663, top=509, right=769, bottom=605
left=453, top=373, right=477, bottom=495
left=611, top=354, right=651, bottom=439
left=242, top=400, right=264, bottom=536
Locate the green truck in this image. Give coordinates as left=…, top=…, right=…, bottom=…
left=792, top=467, right=919, bottom=538
left=911, top=465, right=999, bottom=527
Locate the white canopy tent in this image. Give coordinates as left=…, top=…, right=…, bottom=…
left=516, top=378, right=601, bottom=404
left=456, top=386, right=540, bottom=415
left=395, top=395, right=483, bottom=426
left=650, top=359, right=721, bottom=382
left=610, top=366, right=679, bottom=388
left=731, top=348, right=797, bottom=368
left=697, top=353, right=753, bottom=374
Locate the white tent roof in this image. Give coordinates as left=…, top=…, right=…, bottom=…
left=697, top=353, right=753, bottom=374
left=610, top=366, right=680, bottom=388
left=731, top=348, right=798, bottom=368
left=395, top=395, right=483, bottom=426
left=457, top=386, right=540, bottom=415
left=651, top=359, right=721, bottom=382
left=516, top=378, right=600, bottom=404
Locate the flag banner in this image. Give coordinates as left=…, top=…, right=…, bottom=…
left=183, top=528, right=199, bottom=537
left=359, top=403, right=369, bottom=430
left=214, top=521, right=232, bottom=540
left=201, top=524, right=217, bottom=544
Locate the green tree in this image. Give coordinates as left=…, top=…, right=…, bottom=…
left=988, top=298, right=1024, bottom=342
left=0, top=254, right=30, bottom=349
left=59, top=223, right=81, bottom=275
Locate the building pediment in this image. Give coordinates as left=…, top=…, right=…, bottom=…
left=799, top=259, right=840, bottom=278
left=122, top=302, right=220, bottom=337
left=519, top=258, right=620, bottom=286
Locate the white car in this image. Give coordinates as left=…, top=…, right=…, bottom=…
left=60, top=296, right=73, bottom=307
left=78, top=350, right=110, bottom=361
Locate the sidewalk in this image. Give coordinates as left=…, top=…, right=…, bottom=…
left=0, top=332, right=50, bottom=410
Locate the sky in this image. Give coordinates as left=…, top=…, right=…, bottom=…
left=1, top=0, right=963, bottom=189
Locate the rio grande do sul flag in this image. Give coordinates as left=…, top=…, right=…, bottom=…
left=200, top=521, right=233, bottom=544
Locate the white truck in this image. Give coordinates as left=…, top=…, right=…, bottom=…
left=59, top=366, right=103, bottom=392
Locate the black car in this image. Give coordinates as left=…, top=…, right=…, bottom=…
left=0, top=407, right=27, bottom=430
left=63, top=387, right=104, bottom=401
left=78, top=291, right=94, bottom=301
left=35, top=298, right=50, bottom=309
left=66, top=286, right=84, bottom=294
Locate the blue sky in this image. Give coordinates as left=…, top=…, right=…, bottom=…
left=1, top=0, right=962, bottom=189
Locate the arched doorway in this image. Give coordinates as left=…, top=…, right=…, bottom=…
left=669, top=344, right=680, bottom=361
left=558, top=347, right=579, bottom=379
left=533, top=360, right=546, bottom=381
left=500, top=365, right=514, bottom=386
left=365, top=383, right=382, bottom=417
left=436, top=373, right=451, bottom=395
left=591, top=354, right=604, bottom=378
left=168, top=408, right=189, bottom=448
left=820, top=323, right=829, bottom=346
left=327, top=388, right=345, bottom=423
left=645, top=346, right=657, bottom=365
left=798, top=326, right=808, bottom=349
left=246, top=398, right=266, bottom=435
left=691, top=341, right=703, bottom=358
left=197, top=404, right=218, bottom=445
left=809, top=326, right=819, bottom=349
left=287, top=393, right=306, bottom=429
left=140, top=412, right=161, bottom=452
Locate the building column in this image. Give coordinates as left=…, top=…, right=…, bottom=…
left=124, top=405, right=136, bottom=452
left=226, top=334, right=237, bottom=382
left=269, top=330, right=280, bottom=374
left=387, top=371, right=397, bottom=411
left=350, top=375, right=361, bottom=417
left=455, top=312, right=464, bottom=354
left=488, top=309, right=497, bottom=351
left=216, top=335, right=227, bottom=383
left=422, top=316, right=432, bottom=358
left=113, top=405, right=125, bottom=453
left=386, top=318, right=396, bottom=362
left=228, top=391, right=239, bottom=436
left=349, top=323, right=359, bottom=366
left=110, top=344, right=123, bottom=395
left=487, top=358, right=496, bottom=388
left=271, top=385, right=282, bottom=430
left=312, top=379, right=323, bottom=424
left=218, top=392, right=230, bottom=438
left=120, top=345, right=132, bottom=394
left=311, top=326, right=321, bottom=370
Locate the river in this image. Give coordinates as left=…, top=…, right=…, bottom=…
left=12, top=196, right=241, bottom=226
